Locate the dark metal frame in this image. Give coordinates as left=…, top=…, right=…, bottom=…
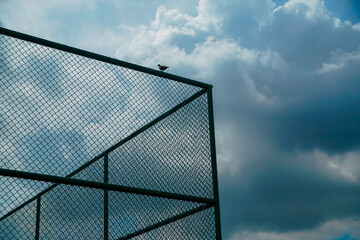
left=0, top=27, right=221, bottom=239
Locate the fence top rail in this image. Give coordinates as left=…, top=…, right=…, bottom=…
left=0, top=27, right=212, bottom=89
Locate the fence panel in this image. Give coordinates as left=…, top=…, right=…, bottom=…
left=0, top=27, right=221, bottom=239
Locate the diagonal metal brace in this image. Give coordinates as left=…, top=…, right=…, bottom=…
left=117, top=204, right=214, bottom=240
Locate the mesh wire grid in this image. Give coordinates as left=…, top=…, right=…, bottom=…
left=0, top=28, right=220, bottom=239
left=108, top=94, right=213, bottom=199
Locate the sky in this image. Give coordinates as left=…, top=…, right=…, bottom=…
left=1, top=0, right=360, bottom=239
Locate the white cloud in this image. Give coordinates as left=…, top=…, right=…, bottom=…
left=151, top=1, right=219, bottom=33
left=316, top=48, right=360, bottom=74
left=311, top=149, right=360, bottom=182
left=275, top=0, right=331, bottom=22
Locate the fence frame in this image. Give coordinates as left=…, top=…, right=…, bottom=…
left=0, top=27, right=222, bottom=239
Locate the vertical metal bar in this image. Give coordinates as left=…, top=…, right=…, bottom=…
left=104, top=153, right=109, bottom=240
left=207, top=87, right=222, bottom=240
left=35, top=196, right=41, bottom=240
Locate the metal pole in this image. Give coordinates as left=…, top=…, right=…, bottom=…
left=35, top=196, right=41, bottom=240
left=207, top=87, right=222, bottom=240
left=104, top=153, right=109, bottom=240
left=0, top=168, right=215, bottom=205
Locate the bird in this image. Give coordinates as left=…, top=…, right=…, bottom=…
left=158, top=64, right=169, bottom=72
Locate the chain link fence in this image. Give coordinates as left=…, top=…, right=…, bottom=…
left=0, top=27, right=221, bottom=239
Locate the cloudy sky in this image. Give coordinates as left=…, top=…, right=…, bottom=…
left=1, top=0, right=360, bottom=239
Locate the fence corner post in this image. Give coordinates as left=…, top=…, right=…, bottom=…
left=207, top=87, right=222, bottom=240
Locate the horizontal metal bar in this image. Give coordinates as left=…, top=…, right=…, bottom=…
left=0, top=27, right=212, bottom=89
left=0, top=89, right=207, bottom=221
left=0, top=168, right=215, bottom=206
left=117, top=204, right=213, bottom=240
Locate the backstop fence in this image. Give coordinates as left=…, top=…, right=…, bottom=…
left=0, top=27, right=221, bottom=239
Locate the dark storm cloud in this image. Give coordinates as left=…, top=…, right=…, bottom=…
left=223, top=5, right=360, bottom=154
left=207, top=1, right=360, bottom=238
left=220, top=151, right=360, bottom=234
left=271, top=94, right=360, bottom=153
left=211, top=0, right=360, bottom=155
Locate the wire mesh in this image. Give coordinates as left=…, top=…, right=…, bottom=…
left=0, top=28, right=220, bottom=239
left=108, top=94, right=213, bottom=199
left=108, top=192, right=206, bottom=239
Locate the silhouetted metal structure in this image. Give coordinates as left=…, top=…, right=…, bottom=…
left=0, top=27, right=221, bottom=239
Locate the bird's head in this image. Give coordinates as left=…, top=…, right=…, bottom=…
left=157, top=64, right=160, bottom=66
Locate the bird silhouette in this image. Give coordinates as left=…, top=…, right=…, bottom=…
left=158, top=64, right=169, bottom=72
